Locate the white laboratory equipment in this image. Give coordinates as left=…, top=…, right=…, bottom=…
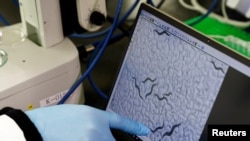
left=226, top=0, right=250, bottom=19
left=0, top=0, right=107, bottom=111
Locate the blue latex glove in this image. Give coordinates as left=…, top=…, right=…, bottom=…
left=25, top=104, right=150, bottom=141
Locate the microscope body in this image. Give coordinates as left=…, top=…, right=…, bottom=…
left=0, top=0, right=107, bottom=111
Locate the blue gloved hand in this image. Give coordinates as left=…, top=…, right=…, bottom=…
left=25, top=104, right=150, bottom=141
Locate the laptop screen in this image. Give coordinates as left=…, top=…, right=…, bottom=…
left=106, top=3, right=250, bottom=141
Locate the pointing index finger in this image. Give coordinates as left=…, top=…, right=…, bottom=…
left=108, top=112, right=150, bottom=136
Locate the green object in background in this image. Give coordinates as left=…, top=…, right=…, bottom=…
left=185, top=16, right=250, bottom=59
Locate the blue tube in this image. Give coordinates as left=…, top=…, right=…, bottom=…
left=188, top=0, right=219, bottom=26
left=0, top=14, right=10, bottom=26
left=81, top=0, right=139, bottom=99
left=147, top=0, right=155, bottom=7
left=12, top=0, right=19, bottom=7
left=81, top=1, right=140, bottom=99
left=85, top=32, right=126, bottom=99
left=58, top=0, right=123, bottom=104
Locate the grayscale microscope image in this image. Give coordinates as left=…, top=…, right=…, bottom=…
left=108, top=16, right=229, bottom=141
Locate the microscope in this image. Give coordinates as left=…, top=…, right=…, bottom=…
left=0, top=0, right=107, bottom=111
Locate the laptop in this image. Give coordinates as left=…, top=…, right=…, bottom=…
left=106, top=3, right=250, bottom=141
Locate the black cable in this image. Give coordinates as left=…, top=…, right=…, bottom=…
left=156, top=0, right=165, bottom=8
